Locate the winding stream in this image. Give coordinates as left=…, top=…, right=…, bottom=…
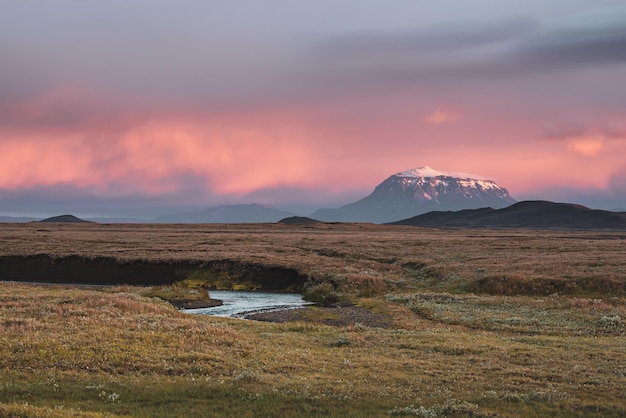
left=184, top=290, right=311, bottom=318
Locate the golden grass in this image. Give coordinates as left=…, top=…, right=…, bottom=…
left=1, top=223, right=625, bottom=298
left=1, top=282, right=624, bottom=417
left=0, top=223, right=625, bottom=416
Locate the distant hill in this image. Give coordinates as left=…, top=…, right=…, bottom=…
left=311, top=166, right=515, bottom=223
left=155, top=203, right=295, bottom=223
left=278, top=216, right=323, bottom=225
left=38, top=214, right=93, bottom=223
left=86, top=217, right=154, bottom=224
left=389, top=201, right=626, bottom=230
left=0, top=216, right=39, bottom=223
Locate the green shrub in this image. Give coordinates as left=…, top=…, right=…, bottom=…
left=303, top=282, right=338, bottom=306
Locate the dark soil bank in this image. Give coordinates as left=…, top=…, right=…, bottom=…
left=170, top=299, right=224, bottom=310
left=0, top=255, right=307, bottom=290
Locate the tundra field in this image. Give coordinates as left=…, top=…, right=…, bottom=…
left=0, top=222, right=624, bottom=417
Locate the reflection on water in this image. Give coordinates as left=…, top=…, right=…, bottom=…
left=184, top=290, right=310, bottom=318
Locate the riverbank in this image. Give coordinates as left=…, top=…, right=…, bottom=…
left=170, top=298, right=223, bottom=309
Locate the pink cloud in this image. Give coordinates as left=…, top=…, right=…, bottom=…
left=0, top=86, right=142, bottom=136
left=0, top=134, right=91, bottom=188
left=1, top=128, right=312, bottom=195
left=0, top=91, right=319, bottom=196
left=567, top=137, right=605, bottom=157
left=539, top=120, right=626, bottom=158
left=118, top=121, right=317, bottom=194
left=424, top=107, right=460, bottom=125
left=1, top=85, right=626, bottom=210
left=541, top=120, right=588, bottom=140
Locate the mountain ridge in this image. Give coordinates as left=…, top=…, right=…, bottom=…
left=389, top=200, right=626, bottom=230
left=0, top=216, right=40, bottom=223
left=154, top=203, right=295, bottom=223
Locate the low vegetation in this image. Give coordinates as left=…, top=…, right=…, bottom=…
left=176, top=270, right=261, bottom=292
left=0, top=223, right=624, bottom=416
left=139, top=285, right=216, bottom=309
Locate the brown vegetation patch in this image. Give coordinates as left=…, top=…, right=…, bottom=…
left=466, top=275, right=576, bottom=295
left=245, top=306, right=392, bottom=328
left=467, top=274, right=626, bottom=296
left=1, top=223, right=625, bottom=299
left=576, top=276, right=626, bottom=294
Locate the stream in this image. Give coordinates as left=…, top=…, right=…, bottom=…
left=183, top=290, right=311, bottom=318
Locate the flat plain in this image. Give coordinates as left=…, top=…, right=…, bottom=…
left=0, top=222, right=624, bottom=417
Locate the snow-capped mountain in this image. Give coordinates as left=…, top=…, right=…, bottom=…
left=311, top=166, right=516, bottom=223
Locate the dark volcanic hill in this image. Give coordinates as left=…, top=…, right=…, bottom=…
left=311, top=166, right=515, bottom=223
left=278, top=216, right=323, bottom=225
left=389, top=201, right=626, bottom=230
left=155, top=203, right=295, bottom=223
left=39, top=214, right=92, bottom=223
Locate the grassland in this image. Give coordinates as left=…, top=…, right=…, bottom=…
left=0, top=222, right=624, bottom=417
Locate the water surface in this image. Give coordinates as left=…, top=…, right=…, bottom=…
left=184, top=290, right=310, bottom=318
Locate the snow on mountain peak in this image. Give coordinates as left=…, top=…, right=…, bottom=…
left=396, top=166, right=486, bottom=180
left=312, top=165, right=515, bottom=223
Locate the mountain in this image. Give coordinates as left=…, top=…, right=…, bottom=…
left=278, top=216, right=323, bottom=225
left=86, top=217, right=154, bottom=223
left=38, top=214, right=93, bottom=223
left=389, top=200, right=626, bottom=230
left=154, top=203, right=295, bottom=223
left=0, top=216, right=39, bottom=223
left=311, top=166, right=515, bottom=223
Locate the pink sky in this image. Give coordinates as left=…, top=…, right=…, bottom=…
left=1, top=1, right=625, bottom=217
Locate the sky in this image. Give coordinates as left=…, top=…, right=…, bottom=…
left=1, top=0, right=626, bottom=218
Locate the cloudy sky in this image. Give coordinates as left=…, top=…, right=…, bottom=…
left=1, top=0, right=626, bottom=217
